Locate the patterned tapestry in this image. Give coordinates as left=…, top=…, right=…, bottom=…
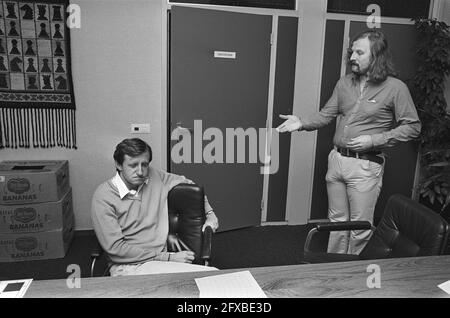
left=0, top=0, right=76, bottom=149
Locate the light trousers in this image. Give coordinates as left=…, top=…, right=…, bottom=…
left=326, top=148, right=384, bottom=254
left=110, top=260, right=218, bottom=277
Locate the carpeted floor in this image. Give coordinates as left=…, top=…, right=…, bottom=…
left=0, top=225, right=329, bottom=281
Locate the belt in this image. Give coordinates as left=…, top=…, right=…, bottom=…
left=336, top=147, right=384, bottom=165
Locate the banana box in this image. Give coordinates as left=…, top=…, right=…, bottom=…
left=0, top=215, right=74, bottom=262
left=0, top=188, right=73, bottom=233
left=0, top=160, right=70, bottom=205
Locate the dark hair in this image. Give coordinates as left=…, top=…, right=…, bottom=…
left=347, top=29, right=397, bottom=83
left=113, top=138, right=152, bottom=165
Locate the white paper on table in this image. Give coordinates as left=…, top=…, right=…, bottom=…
left=195, top=270, right=267, bottom=298
left=438, top=280, right=450, bottom=294
left=0, top=279, right=33, bottom=298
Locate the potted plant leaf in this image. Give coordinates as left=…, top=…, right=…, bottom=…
left=410, top=18, right=450, bottom=222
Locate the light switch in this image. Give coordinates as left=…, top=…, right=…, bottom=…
left=131, top=123, right=151, bottom=134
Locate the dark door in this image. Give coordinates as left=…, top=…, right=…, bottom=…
left=349, top=22, right=419, bottom=224
left=169, top=6, right=272, bottom=231
left=311, top=21, right=419, bottom=225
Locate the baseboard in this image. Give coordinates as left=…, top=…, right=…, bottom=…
left=261, top=221, right=288, bottom=226
left=74, top=229, right=95, bottom=237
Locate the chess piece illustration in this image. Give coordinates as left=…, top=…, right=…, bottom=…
left=27, top=76, right=38, bottom=89
left=37, top=5, right=48, bottom=20
left=55, top=58, right=65, bottom=73
left=52, top=6, right=63, bottom=21
left=10, top=56, right=22, bottom=72
left=6, top=3, right=18, bottom=19
left=38, top=23, right=49, bottom=38
left=9, top=39, right=21, bottom=55
left=26, top=58, right=37, bottom=72
left=20, top=4, right=34, bottom=20
left=42, top=75, right=53, bottom=89
left=0, top=74, right=8, bottom=88
left=0, top=39, right=5, bottom=53
left=25, top=40, right=35, bottom=55
left=8, top=21, right=19, bottom=36
left=55, top=75, right=67, bottom=90
left=53, top=23, right=63, bottom=38
left=54, top=41, right=64, bottom=56
left=40, top=58, right=51, bottom=72
left=0, top=56, right=7, bottom=71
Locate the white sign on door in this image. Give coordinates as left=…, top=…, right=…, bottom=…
left=214, top=51, right=237, bottom=59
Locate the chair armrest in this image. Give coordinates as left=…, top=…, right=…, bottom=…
left=304, top=221, right=375, bottom=253
left=91, top=240, right=104, bottom=259
left=90, top=240, right=104, bottom=277
left=201, top=225, right=213, bottom=264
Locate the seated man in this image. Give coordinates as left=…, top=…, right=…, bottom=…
left=91, top=138, right=219, bottom=276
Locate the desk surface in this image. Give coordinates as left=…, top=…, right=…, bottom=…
left=25, top=255, right=450, bottom=298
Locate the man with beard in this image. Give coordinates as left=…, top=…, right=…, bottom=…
left=276, top=30, right=421, bottom=254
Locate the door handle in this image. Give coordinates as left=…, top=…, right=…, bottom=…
left=174, top=122, right=194, bottom=133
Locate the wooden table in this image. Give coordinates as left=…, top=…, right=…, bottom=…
left=24, top=255, right=450, bottom=298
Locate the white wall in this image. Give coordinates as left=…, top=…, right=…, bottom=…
left=285, top=0, right=327, bottom=224
left=0, top=0, right=166, bottom=230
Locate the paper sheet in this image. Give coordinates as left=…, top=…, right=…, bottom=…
left=438, top=280, right=450, bottom=294
left=0, top=279, right=33, bottom=298
left=195, top=270, right=267, bottom=298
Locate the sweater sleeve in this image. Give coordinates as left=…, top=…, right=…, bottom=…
left=91, top=186, right=170, bottom=264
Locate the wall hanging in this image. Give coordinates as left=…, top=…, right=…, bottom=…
left=0, top=0, right=76, bottom=149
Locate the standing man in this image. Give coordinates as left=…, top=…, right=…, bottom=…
left=277, top=29, right=421, bottom=254
left=91, top=138, right=219, bottom=276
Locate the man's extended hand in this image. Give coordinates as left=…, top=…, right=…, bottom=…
left=170, top=250, right=195, bottom=263
left=203, top=212, right=219, bottom=233
left=346, top=135, right=373, bottom=152
left=276, top=114, right=302, bottom=133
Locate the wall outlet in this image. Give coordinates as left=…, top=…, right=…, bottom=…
left=131, top=123, right=151, bottom=134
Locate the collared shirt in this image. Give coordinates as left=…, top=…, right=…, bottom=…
left=301, top=74, right=421, bottom=150
left=91, top=167, right=215, bottom=265
left=112, top=172, right=148, bottom=199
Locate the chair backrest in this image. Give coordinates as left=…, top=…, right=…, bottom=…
left=167, top=183, right=206, bottom=264
left=360, top=194, right=449, bottom=260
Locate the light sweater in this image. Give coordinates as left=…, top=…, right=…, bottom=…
left=91, top=167, right=213, bottom=264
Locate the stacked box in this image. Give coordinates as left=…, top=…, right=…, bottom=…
left=0, top=216, right=74, bottom=262
left=0, top=160, right=70, bottom=205
left=0, top=161, right=74, bottom=262
left=0, top=189, right=74, bottom=234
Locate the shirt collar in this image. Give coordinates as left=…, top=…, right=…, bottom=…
left=112, top=172, right=148, bottom=199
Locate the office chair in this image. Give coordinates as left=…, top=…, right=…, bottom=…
left=302, top=194, right=450, bottom=264
left=90, top=183, right=213, bottom=277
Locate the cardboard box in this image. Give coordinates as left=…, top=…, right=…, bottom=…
left=0, top=160, right=70, bottom=205
left=0, top=188, right=73, bottom=234
left=0, top=216, right=74, bottom=262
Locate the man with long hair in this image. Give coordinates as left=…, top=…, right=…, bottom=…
left=277, top=29, right=421, bottom=254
